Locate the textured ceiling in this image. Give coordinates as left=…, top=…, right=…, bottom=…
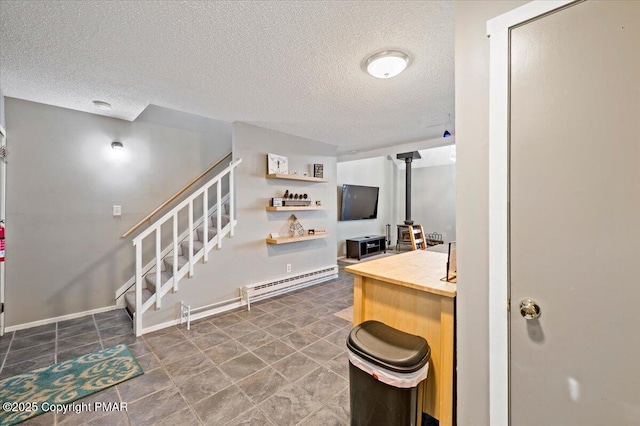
left=0, top=0, right=454, bottom=154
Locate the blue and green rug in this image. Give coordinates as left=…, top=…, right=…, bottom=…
left=0, top=344, right=143, bottom=425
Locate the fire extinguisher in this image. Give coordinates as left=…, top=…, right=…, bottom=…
left=0, top=221, right=5, bottom=262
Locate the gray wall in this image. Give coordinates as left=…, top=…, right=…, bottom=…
left=142, top=122, right=338, bottom=328
left=4, top=99, right=231, bottom=326
left=395, top=164, right=456, bottom=242
left=336, top=157, right=398, bottom=256
left=454, top=1, right=527, bottom=424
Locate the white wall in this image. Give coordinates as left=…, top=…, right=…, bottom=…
left=4, top=99, right=232, bottom=326
left=336, top=157, right=398, bottom=256
left=454, top=1, right=527, bottom=424
left=142, top=122, right=338, bottom=328
left=0, top=86, right=4, bottom=128
left=396, top=164, right=456, bottom=242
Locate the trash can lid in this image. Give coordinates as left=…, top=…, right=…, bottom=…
left=347, top=320, right=430, bottom=373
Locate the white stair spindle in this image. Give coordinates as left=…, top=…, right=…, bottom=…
left=188, top=200, right=194, bottom=277
left=172, top=213, right=178, bottom=293
left=229, top=167, right=235, bottom=237
left=134, top=242, right=143, bottom=336
left=203, top=188, right=209, bottom=262
left=155, top=228, right=162, bottom=309
left=217, top=182, right=222, bottom=249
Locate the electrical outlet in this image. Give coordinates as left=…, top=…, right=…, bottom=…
left=286, top=264, right=291, bottom=273
left=113, top=205, right=122, bottom=216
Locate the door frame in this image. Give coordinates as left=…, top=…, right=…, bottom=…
left=486, top=1, right=578, bottom=424
left=0, top=123, right=5, bottom=337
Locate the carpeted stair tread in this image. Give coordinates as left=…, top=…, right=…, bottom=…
left=124, top=288, right=153, bottom=314
left=145, top=271, right=173, bottom=293
left=181, top=239, right=204, bottom=255
left=164, top=255, right=188, bottom=270
left=196, top=226, right=219, bottom=242
left=209, top=214, right=230, bottom=228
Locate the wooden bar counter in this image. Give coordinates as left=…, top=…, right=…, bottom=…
left=345, top=250, right=456, bottom=426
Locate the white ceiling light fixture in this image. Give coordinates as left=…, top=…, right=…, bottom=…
left=365, top=50, right=410, bottom=79
left=111, top=141, right=124, bottom=150
left=93, top=100, right=111, bottom=110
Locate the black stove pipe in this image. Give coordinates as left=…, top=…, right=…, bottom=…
left=396, top=151, right=421, bottom=226
left=404, top=157, right=413, bottom=225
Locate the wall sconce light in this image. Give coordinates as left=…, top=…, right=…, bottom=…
left=111, top=141, right=124, bottom=150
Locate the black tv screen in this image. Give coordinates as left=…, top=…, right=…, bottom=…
left=340, top=184, right=379, bottom=221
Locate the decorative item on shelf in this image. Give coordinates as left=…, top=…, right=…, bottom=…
left=283, top=198, right=312, bottom=207
left=303, top=194, right=308, bottom=199
left=308, top=229, right=315, bottom=235
left=313, top=164, right=324, bottom=178
left=288, top=215, right=305, bottom=237
left=316, top=200, right=322, bottom=206
left=283, top=190, right=289, bottom=199
left=289, top=193, right=294, bottom=199
left=270, top=232, right=280, bottom=238
left=271, top=197, right=283, bottom=207
left=314, top=229, right=326, bottom=234
left=267, top=153, right=289, bottom=174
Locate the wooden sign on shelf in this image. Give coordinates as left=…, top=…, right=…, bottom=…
left=313, top=164, right=324, bottom=178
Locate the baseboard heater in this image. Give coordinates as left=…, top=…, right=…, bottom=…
left=240, top=265, right=339, bottom=310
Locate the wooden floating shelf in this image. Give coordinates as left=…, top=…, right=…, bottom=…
left=265, top=173, right=328, bottom=183
left=266, top=234, right=330, bottom=244
left=266, top=206, right=326, bottom=211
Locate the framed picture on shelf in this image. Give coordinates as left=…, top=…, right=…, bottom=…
left=313, top=163, right=324, bottom=178
left=267, top=153, right=289, bottom=174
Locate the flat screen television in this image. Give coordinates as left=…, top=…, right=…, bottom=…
left=340, top=184, right=379, bottom=221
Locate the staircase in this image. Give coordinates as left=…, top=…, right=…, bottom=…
left=117, top=157, right=242, bottom=336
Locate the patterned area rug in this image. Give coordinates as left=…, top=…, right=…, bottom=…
left=0, top=344, right=143, bottom=425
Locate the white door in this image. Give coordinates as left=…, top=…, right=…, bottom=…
left=509, top=1, right=640, bottom=424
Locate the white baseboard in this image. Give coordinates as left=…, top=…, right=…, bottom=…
left=4, top=305, right=121, bottom=332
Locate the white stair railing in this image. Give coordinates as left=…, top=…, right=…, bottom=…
left=131, top=158, right=242, bottom=336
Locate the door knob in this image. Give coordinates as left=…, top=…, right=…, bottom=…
left=519, top=299, right=541, bottom=320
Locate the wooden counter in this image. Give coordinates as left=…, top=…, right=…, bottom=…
left=345, top=250, right=456, bottom=426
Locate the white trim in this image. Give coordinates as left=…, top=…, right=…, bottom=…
left=4, top=305, right=121, bottom=332
left=487, top=1, right=577, bottom=425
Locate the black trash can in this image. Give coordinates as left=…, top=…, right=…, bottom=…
left=347, top=320, right=431, bottom=426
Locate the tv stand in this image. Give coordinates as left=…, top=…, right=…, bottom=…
left=346, top=235, right=387, bottom=260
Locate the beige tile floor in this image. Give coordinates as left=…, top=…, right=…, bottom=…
left=0, top=265, right=355, bottom=425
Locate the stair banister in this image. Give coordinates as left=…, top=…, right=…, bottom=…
left=130, top=158, right=242, bottom=336
left=122, top=151, right=232, bottom=239
left=203, top=189, right=209, bottom=263
left=217, top=182, right=222, bottom=249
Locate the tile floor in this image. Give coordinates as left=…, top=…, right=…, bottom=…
left=0, top=264, right=355, bottom=425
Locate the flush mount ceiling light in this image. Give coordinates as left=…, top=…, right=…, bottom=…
left=93, top=100, right=111, bottom=110
left=365, top=50, right=409, bottom=79
left=111, top=141, right=124, bottom=150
